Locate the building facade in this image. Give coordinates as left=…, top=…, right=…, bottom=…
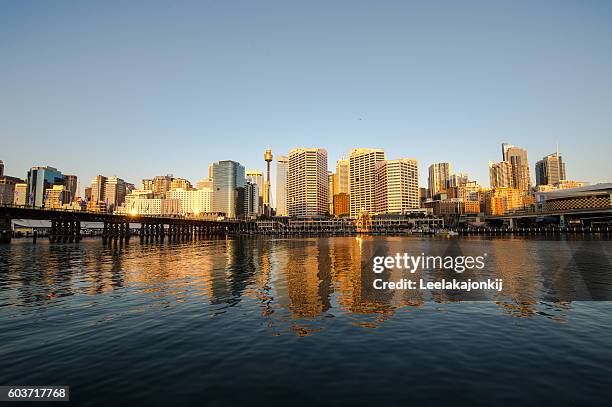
left=334, top=158, right=350, bottom=195
left=166, top=188, right=213, bottom=215
left=428, top=162, right=451, bottom=198
left=44, top=185, right=71, bottom=209
left=275, top=156, right=289, bottom=216
left=64, top=175, right=78, bottom=202
left=375, top=158, right=419, bottom=214
left=27, top=166, right=65, bottom=207
left=501, top=143, right=531, bottom=192
left=210, top=160, right=245, bottom=219
left=288, top=148, right=329, bottom=217
left=246, top=169, right=264, bottom=215
left=104, top=176, right=127, bottom=212
left=536, top=152, right=566, bottom=186
left=349, top=148, right=386, bottom=217
left=489, top=161, right=513, bottom=189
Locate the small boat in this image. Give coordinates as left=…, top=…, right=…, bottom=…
left=438, top=230, right=459, bottom=236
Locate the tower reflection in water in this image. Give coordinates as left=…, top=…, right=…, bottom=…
left=2, top=235, right=611, bottom=336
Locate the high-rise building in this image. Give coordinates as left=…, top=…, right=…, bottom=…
left=428, top=162, right=451, bottom=198
left=448, top=173, right=468, bottom=188
left=153, top=175, right=173, bottom=197
left=501, top=143, right=531, bottom=192
left=246, top=169, right=264, bottom=214
left=275, top=156, right=289, bottom=216
left=210, top=160, right=245, bottom=218
left=288, top=148, right=328, bottom=217
left=244, top=181, right=260, bottom=217
left=375, top=158, right=419, bottom=214
left=64, top=175, right=78, bottom=202
left=27, top=166, right=65, bottom=207
left=170, top=178, right=193, bottom=191
left=328, top=171, right=335, bottom=214
left=536, top=152, right=566, bottom=186
left=142, top=179, right=154, bottom=191
left=334, top=158, right=350, bottom=196
left=90, top=175, right=107, bottom=203
left=489, top=161, right=513, bottom=188
left=0, top=160, right=3, bottom=177
left=104, top=176, right=127, bottom=212
left=349, top=148, right=386, bottom=217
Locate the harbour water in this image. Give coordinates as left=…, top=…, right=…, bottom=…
left=1, top=236, right=612, bottom=406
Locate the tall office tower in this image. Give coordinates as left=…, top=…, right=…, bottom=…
left=153, top=175, right=173, bottom=197
left=0, top=160, right=3, bottom=177
left=64, top=175, right=78, bottom=202
left=104, top=176, right=127, bottom=211
left=275, top=156, right=289, bottom=216
left=170, top=178, right=193, bottom=191
left=334, top=158, right=350, bottom=195
left=246, top=169, right=264, bottom=214
left=349, top=148, right=386, bottom=217
left=244, top=181, right=260, bottom=217
left=501, top=143, right=513, bottom=161
left=536, top=152, right=566, bottom=186
left=90, top=175, right=107, bottom=203
left=288, top=148, right=328, bottom=217
left=264, top=149, right=273, bottom=214
left=142, top=179, right=154, bottom=191
left=448, top=173, right=468, bottom=188
left=428, top=162, right=451, bottom=198
left=328, top=171, right=335, bottom=214
left=489, top=161, right=513, bottom=188
left=500, top=143, right=531, bottom=192
left=210, top=160, right=245, bottom=218
left=27, top=166, right=65, bottom=207
left=375, top=158, right=419, bottom=214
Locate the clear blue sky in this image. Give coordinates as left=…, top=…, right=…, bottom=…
left=1, top=0, right=611, bottom=198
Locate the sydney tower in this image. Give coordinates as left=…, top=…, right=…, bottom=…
left=264, top=148, right=273, bottom=215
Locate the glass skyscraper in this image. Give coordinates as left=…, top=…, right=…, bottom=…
left=26, top=166, right=65, bottom=207
left=210, top=160, right=245, bottom=218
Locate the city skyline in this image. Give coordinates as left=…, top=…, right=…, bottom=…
left=1, top=1, right=611, bottom=192
left=0, top=139, right=598, bottom=203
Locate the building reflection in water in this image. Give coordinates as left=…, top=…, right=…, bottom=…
left=2, top=235, right=610, bottom=335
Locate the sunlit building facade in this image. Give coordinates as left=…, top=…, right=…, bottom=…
left=275, top=156, right=289, bottom=216
left=428, top=162, right=450, bottom=198
left=27, top=166, right=65, bottom=207
left=349, top=148, right=386, bottom=217
left=210, top=160, right=245, bottom=218
left=288, top=148, right=329, bottom=217
left=375, top=158, right=419, bottom=214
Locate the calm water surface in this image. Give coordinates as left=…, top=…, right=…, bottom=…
left=1, top=236, right=612, bottom=406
